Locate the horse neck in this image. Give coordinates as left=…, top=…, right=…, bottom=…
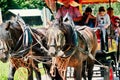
left=10, top=29, right=23, bottom=51
left=59, top=23, right=74, bottom=44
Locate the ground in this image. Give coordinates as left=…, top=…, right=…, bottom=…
left=41, top=65, right=119, bottom=80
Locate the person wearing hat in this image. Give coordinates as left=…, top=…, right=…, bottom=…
left=56, top=0, right=82, bottom=25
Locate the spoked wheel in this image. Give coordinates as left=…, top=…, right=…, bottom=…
left=119, top=63, right=120, bottom=79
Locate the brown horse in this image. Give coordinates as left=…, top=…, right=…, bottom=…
left=46, top=19, right=98, bottom=80
left=0, top=16, right=62, bottom=80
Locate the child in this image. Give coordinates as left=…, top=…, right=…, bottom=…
left=95, top=6, right=111, bottom=51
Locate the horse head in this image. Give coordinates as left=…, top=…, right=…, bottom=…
left=47, top=19, right=66, bottom=57
left=0, top=15, right=26, bottom=62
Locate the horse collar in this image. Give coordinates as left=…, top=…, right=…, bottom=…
left=62, top=46, right=76, bottom=58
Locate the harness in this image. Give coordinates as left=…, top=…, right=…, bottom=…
left=6, top=20, right=48, bottom=58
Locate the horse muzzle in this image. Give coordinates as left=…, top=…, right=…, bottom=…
left=48, top=47, right=65, bottom=57
left=48, top=47, right=56, bottom=57
left=0, top=53, right=8, bottom=63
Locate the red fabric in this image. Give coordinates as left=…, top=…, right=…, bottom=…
left=111, top=16, right=120, bottom=30
left=96, top=30, right=101, bottom=42
left=109, top=67, right=114, bottom=80
left=58, top=0, right=118, bottom=4
left=58, top=0, right=73, bottom=3
left=79, top=0, right=118, bottom=4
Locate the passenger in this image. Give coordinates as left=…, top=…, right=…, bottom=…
left=95, top=6, right=111, bottom=51
left=114, top=21, right=120, bottom=60
left=56, top=0, right=82, bottom=25
left=107, top=7, right=120, bottom=35
left=81, top=7, right=96, bottom=28
left=115, top=23, right=120, bottom=44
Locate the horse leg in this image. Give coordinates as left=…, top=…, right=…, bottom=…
left=28, top=65, right=33, bottom=80
left=87, top=57, right=95, bottom=80
left=82, top=61, right=87, bottom=80
left=74, top=63, right=83, bottom=80
left=43, top=64, right=62, bottom=80
left=8, top=64, right=16, bottom=80
left=33, top=64, right=41, bottom=80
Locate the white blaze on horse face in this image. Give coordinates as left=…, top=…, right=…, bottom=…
left=0, top=40, right=8, bottom=60
left=0, top=53, right=6, bottom=59
left=0, top=23, right=11, bottom=41
left=47, top=29, right=56, bottom=55
left=56, top=32, right=61, bottom=47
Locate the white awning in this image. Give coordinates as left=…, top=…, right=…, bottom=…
left=8, top=9, right=41, bottom=17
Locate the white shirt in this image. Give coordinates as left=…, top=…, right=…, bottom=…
left=96, top=13, right=110, bottom=28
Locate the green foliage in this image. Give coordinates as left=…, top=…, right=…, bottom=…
left=13, top=0, right=45, bottom=9
left=0, top=61, right=9, bottom=80
left=0, top=0, right=45, bottom=20
left=0, top=61, right=45, bottom=80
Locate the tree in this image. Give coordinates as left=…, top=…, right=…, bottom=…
left=0, top=0, right=46, bottom=20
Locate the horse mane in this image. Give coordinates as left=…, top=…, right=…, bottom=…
left=32, top=28, right=47, bottom=37
left=57, top=22, right=75, bottom=52
left=59, top=22, right=74, bottom=43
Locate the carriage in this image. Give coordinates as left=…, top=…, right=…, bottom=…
left=94, top=26, right=120, bottom=80
left=0, top=0, right=120, bottom=80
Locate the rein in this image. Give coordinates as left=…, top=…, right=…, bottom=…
left=6, top=20, right=48, bottom=59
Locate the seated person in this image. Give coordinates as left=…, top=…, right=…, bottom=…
left=80, top=7, right=96, bottom=28
left=107, top=7, right=120, bottom=33
left=115, top=23, right=120, bottom=44
left=95, top=6, right=111, bottom=51
left=56, top=0, right=82, bottom=25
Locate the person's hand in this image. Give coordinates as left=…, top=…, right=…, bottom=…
left=104, top=25, right=108, bottom=29
left=88, top=14, right=94, bottom=19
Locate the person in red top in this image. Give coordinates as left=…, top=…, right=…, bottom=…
left=107, top=7, right=120, bottom=31
left=56, top=0, right=82, bottom=25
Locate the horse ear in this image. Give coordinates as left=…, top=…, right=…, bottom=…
left=5, top=21, right=11, bottom=30
left=16, top=14, right=26, bottom=25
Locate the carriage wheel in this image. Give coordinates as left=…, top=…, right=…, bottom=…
left=119, top=63, right=120, bottom=79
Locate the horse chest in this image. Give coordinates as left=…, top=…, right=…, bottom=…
left=68, top=52, right=88, bottom=67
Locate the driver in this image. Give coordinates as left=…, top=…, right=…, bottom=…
left=56, top=0, right=82, bottom=25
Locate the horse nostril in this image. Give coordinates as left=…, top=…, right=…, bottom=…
left=52, top=54, right=55, bottom=57
left=49, top=52, right=55, bottom=57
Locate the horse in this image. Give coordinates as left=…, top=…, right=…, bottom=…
left=0, top=16, right=62, bottom=80
left=46, top=19, right=98, bottom=80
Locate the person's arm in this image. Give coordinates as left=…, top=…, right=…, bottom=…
left=95, top=14, right=98, bottom=27
left=73, top=16, right=82, bottom=22
left=85, top=14, right=96, bottom=24
left=73, top=7, right=82, bottom=22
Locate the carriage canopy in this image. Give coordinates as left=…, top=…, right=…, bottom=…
left=58, top=0, right=120, bottom=4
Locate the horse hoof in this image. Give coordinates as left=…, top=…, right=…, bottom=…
left=8, top=78, right=13, bottom=80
